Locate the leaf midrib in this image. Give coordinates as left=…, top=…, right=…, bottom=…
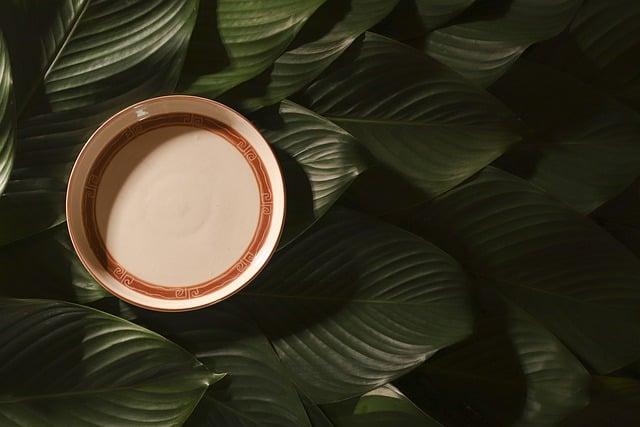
left=16, top=0, right=90, bottom=117
left=239, top=291, right=451, bottom=307
left=0, top=371, right=205, bottom=404
left=326, top=115, right=511, bottom=131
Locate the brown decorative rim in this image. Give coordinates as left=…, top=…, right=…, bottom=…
left=82, top=112, right=273, bottom=300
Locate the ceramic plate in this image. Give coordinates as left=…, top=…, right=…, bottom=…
left=67, top=95, right=285, bottom=311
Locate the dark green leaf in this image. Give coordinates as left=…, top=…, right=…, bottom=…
left=0, top=179, right=65, bottom=246
left=184, top=0, right=325, bottom=98
left=409, top=290, right=589, bottom=426
left=133, top=301, right=311, bottom=427
left=0, top=0, right=86, bottom=111
left=491, top=60, right=640, bottom=213
left=239, top=207, right=473, bottom=403
left=297, top=32, right=521, bottom=201
left=0, top=0, right=199, bottom=244
left=422, top=0, right=581, bottom=86
left=323, top=384, right=442, bottom=426
left=0, top=298, right=221, bottom=426
left=254, top=100, right=367, bottom=244
left=301, top=395, right=334, bottom=427
left=562, top=376, right=640, bottom=426
left=413, top=167, right=640, bottom=373
left=0, top=224, right=107, bottom=303
left=592, top=179, right=640, bottom=257
left=224, top=0, right=399, bottom=111
left=379, top=0, right=476, bottom=39
left=529, top=0, right=640, bottom=110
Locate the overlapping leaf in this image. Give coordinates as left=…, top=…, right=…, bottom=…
left=0, top=225, right=106, bottom=303
left=0, top=0, right=87, bottom=110
left=254, top=100, right=367, bottom=243
left=529, top=0, right=640, bottom=110
left=413, top=167, right=640, bottom=373
left=223, top=0, right=399, bottom=111
left=491, top=60, right=640, bottom=213
left=562, top=376, right=640, bottom=426
left=0, top=0, right=199, bottom=245
left=379, top=0, right=476, bottom=39
left=0, top=179, right=65, bottom=246
left=184, top=0, right=325, bottom=98
left=0, top=299, right=220, bottom=425
left=407, top=290, right=589, bottom=426
left=322, top=384, right=441, bottom=426
left=0, top=33, right=15, bottom=194
left=297, top=32, right=521, bottom=201
left=421, top=0, right=581, bottom=86
left=238, top=207, right=473, bottom=403
left=592, top=179, right=640, bottom=257
left=132, top=302, right=311, bottom=427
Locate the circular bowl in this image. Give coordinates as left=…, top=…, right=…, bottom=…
left=67, top=95, right=285, bottom=311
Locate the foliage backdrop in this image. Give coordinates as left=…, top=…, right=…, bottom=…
left=0, top=0, right=640, bottom=425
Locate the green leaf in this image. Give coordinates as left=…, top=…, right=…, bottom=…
left=562, top=376, right=640, bottom=426
left=379, top=0, right=476, bottom=39
left=297, top=32, right=521, bottom=201
left=0, top=224, right=107, bottom=303
left=133, top=301, right=311, bottom=427
left=0, top=0, right=87, bottom=111
left=490, top=60, right=640, bottom=213
left=0, top=33, right=15, bottom=195
left=0, top=298, right=221, bottom=426
left=253, top=100, right=367, bottom=244
left=529, top=0, right=640, bottom=110
left=407, top=290, right=589, bottom=426
left=412, top=167, right=640, bottom=373
left=421, top=0, right=581, bottom=86
left=0, top=179, right=65, bottom=246
left=239, top=207, right=473, bottom=403
left=223, top=0, right=400, bottom=111
left=592, top=179, right=640, bottom=257
left=322, top=384, right=442, bottom=426
left=0, top=0, right=199, bottom=244
left=301, top=395, right=334, bottom=427
left=184, top=0, right=325, bottom=98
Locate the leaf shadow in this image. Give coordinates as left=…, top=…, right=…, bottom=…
left=178, top=0, right=229, bottom=89
left=396, top=285, right=528, bottom=426
left=220, top=0, right=352, bottom=109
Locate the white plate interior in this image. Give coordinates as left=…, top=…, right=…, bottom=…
left=67, top=96, right=285, bottom=311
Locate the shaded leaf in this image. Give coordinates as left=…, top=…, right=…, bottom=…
left=413, top=167, right=640, bottom=373
left=301, top=395, right=334, bottom=427
left=562, top=376, right=640, bottom=426
left=323, top=384, right=442, bottom=426
left=225, top=0, right=399, bottom=111
left=132, top=301, right=311, bottom=427
left=184, top=0, right=325, bottom=98
left=406, top=289, right=589, bottom=426
left=297, top=32, right=521, bottom=201
left=238, top=207, right=473, bottom=403
left=0, top=224, right=107, bottom=303
left=422, top=0, right=581, bottom=86
left=0, top=0, right=87, bottom=111
left=0, top=179, right=65, bottom=246
left=0, top=299, right=220, bottom=426
left=378, top=0, right=476, bottom=39
left=530, top=0, right=640, bottom=110
left=592, top=179, right=640, bottom=257
left=254, top=100, right=367, bottom=244
left=1, top=0, right=199, bottom=243
left=491, top=60, right=640, bottom=213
